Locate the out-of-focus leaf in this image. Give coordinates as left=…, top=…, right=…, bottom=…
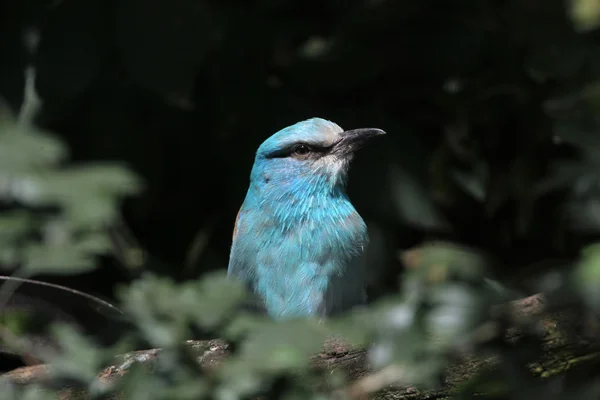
left=581, top=81, right=600, bottom=114
left=526, top=32, right=589, bottom=81
left=118, top=365, right=166, bottom=400
left=367, top=241, right=493, bottom=387
left=161, top=380, right=208, bottom=400
left=299, top=37, right=332, bottom=59
left=45, top=324, right=106, bottom=383
left=187, top=272, right=247, bottom=329
left=121, top=272, right=246, bottom=349
left=570, top=0, right=600, bottom=31
left=401, top=241, right=490, bottom=282
left=368, top=300, right=446, bottom=387
left=224, top=313, right=270, bottom=341
left=18, top=164, right=142, bottom=226
left=120, top=275, right=188, bottom=348
left=450, top=168, right=487, bottom=202
left=426, top=283, right=483, bottom=344
left=546, top=87, right=600, bottom=159
left=563, top=171, right=600, bottom=233
left=533, top=160, right=587, bottom=196
left=389, top=163, right=449, bottom=231
left=221, top=319, right=329, bottom=389
left=0, top=309, right=37, bottom=336
left=240, top=319, right=328, bottom=371
left=574, top=243, right=600, bottom=311
left=0, top=119, right=67, bottom=174
left=0, top=384, right=57, bottom=400
left=214, top=369, right=262, bottom=400
left=22, top=233, right=111, bottom=275
left=36, top=164, right=142, bottom=200
left=0, top=109, right=141, bottom=223
left=328, top=308, right=373, bottom=347
left=0, top=211, right=35, bottom=242
left=384, top=129, right=449, bottom=231
left=349, top=124, right=449, bottom=231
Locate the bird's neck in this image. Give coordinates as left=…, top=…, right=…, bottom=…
left=248, top=172, right=355, bottom=227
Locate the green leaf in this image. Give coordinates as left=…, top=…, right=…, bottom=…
left=22, top=164, right=142, bottom=226
left=187, top=272, right=247, bottom=330
left=402, top=241, right=490, bottom=282
left=34, top=164, right=142, bottom=201
left=368, top=300, right=447, bottom=387
left=389, top=163, right=450, bottom=230
left=0, top=212, right=36, bottom=265
left=367, top=242, right=493, bottom=388
left=0, top=212, right=35, bottom=240
left=120, top=275, right=189, bottom=348
left=426, top=283, right=483, bottom=344
left=574, top=243, right=600, bottom=311
left=2, top=384, right=57, bottom=400
left=570, top=0, right=600, bottom=31
left=226, top=319, right=329, bottom=375
left=0, top=118, right=67, bottom=175
left=121, top=272, right=248, bottom=348
left=119, top=364, right=167, bottom=400
left=161, top=380, right=208, bottom=400
left=45, top=324, right=106, bottom=383
left=22, top=233, right=111, bottom=275
left=450, top=168, right=487, bottom=203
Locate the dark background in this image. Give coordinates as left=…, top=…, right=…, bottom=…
left=1, top=0, right=599, bottom=304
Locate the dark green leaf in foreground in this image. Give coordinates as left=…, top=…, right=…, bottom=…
left=368, top=242, right=492, bottom=387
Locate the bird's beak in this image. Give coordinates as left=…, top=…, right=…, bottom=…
left=334, top=128, right=386, bottom=155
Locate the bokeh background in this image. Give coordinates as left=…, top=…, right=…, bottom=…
left=7, top=1, right=600, bottom=398
left=2, top=0, right=600, bottom=320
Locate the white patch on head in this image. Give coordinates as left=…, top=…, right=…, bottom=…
left=294, top=118, right=344, bottom=148
left=315, top=118, right=344, bottom=142
left=314, top=153, right=351, bottom=187
left=303, top=119, right=351, bottom=187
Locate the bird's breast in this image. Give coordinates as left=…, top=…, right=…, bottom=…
left=229, top=191, right=368, bottom=318
left=260, top=196, right=368, bottom=279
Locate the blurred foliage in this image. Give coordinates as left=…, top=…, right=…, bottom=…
left=0, top=103, right=140, bottom=275
left=4, top=0, right=600, bottom=399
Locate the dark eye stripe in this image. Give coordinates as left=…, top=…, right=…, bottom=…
left=267, top=143, right=330, bottom=159
left=292, top=144, right=311, bottom=156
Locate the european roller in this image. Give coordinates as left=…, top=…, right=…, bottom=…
left=228, top=118, right=385, bottom=319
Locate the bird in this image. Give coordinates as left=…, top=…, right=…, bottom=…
left=228, top=117, right=385, bottom=319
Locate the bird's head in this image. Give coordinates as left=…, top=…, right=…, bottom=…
left=249, top=118, right=385, bottom=194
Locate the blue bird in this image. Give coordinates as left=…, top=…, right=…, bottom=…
left=228, top=118, right=385, bottom=319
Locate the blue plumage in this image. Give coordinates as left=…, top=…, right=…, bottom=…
left=228, top=118, right=385, bottom=319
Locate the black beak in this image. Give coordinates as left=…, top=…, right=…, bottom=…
left=334, top=128, right=386, bottom=155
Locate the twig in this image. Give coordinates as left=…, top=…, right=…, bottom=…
left=17, top=27, right=42, bottom=128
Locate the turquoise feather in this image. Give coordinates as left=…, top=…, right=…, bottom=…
left=228, top=118, right=384, bottom=319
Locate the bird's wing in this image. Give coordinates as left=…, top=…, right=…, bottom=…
left=228, top=207, right=250, bottom=279
left=228, top=206, right=263, bottom=289
left=228, top=205, right=320, bottom=317
left=228, top=206, right=270, bottom=313
left=231, top=207, right=242, bottom=241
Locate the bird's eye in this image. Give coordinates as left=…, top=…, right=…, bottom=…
left=291, top=144, right=312, bottom=156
